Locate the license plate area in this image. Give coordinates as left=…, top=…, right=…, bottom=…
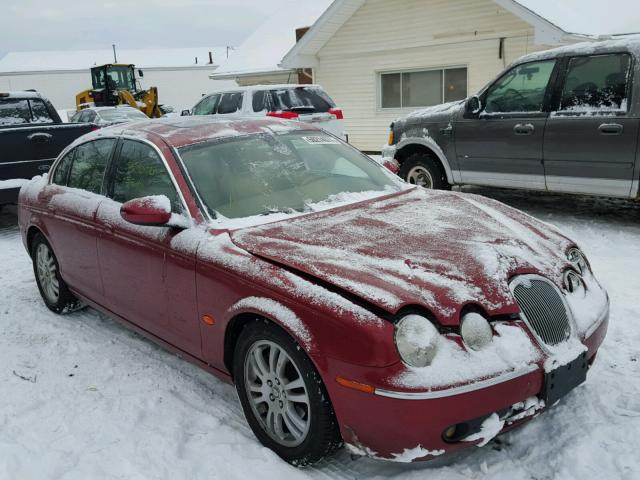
left=542, top=352, right=588, bottom=405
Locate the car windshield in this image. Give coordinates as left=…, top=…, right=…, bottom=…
left=178, top=132, right=400, bottom=219
left=99, top=109, right=147, bottom=121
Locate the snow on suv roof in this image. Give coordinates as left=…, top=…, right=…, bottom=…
left=200, top=84, right=325, bottom=95
left=0, top=91, right=43, bottom=99
left=516, top=36, right=640, bottom=64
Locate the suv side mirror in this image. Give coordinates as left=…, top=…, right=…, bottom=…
left=466, top=95, right=483, bottom=115
left=138, top=69, right=144, bottom=77
left=181, top=109, right=191, bottom=116
left=120, top=196, right=172, bottom=226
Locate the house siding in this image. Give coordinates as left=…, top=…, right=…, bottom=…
left=315, top=0, right=560, bottom=151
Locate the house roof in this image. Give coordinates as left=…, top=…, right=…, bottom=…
left=210, top=0, right=333, bottom=79
left=0, top=47, right=229, bottom=74
left=281, top=0, right=640, bottom=68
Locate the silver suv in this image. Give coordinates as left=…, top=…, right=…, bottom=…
left=383, top=38, right=639, bottom=199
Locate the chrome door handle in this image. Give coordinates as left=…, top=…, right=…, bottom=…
left=27, top=133, right=53, bottom=143
left=599, top=123, right=623, bottom=135
left=514, top=123, right=534, bottom=135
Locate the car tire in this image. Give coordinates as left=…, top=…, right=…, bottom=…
left=234, top=319, right=342, bottom=466
left=31, top=233, right=83, bottom=314
left=399, top=152, right=450, bottom=190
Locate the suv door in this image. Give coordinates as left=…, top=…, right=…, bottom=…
left=40, top=138, right=115, bottom=300
left=96, top=138, right=200, bottom=355
left=544, top=53, right=637, bottom=197
left=454, top=59, right=558, bottom=189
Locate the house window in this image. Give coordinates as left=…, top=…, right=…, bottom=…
left=380, top=67, right=467, bottom=109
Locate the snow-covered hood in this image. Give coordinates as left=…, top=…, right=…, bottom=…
left=229, top=188, right=575, bottom=325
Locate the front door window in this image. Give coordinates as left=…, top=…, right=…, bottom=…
left=484, top=60, right=556, bottom=114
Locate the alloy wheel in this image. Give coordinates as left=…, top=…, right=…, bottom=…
left=244, top=340, right=311, bottom=447
left=36, top=243, right=60, bottom=303
left=406, top=165, right=434, bottom=188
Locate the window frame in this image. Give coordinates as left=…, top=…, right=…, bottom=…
left=65, top=137, right=118, bottom=195
left=103, top=136, right=191, bottom=217
left=474, top=59, right=561, bottom=119
left=377, top=65, right=468, bottom=111
left=552, top=52, right=634, bottom=117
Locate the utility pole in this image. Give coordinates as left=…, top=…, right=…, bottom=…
left=112, top=44, right=117, bottom=63
left=226, top=46, right=235, bottom=59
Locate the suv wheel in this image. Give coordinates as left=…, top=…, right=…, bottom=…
left=234, top=319, right=342, bottom=466
left=399, top=152, right=450, bottom=190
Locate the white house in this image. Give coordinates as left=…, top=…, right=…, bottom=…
left=210, top=0, right=332, bottom=86
left=281, top=0, right=640, bottom=151
left=0, top=47, right=237, bottom=112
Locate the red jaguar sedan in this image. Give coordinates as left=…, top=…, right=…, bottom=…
left=18, top=116, right=609, bottom=465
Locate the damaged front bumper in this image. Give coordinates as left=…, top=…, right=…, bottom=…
left=321, top=314, right=608, bottom=463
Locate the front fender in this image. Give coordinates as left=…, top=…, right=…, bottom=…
left=393, top=137, right=456, bottom=184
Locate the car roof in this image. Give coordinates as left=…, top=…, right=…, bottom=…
left=200, top=84, right=326, bottom=96
left=97, top=115, right=319, bottom=148
left=515, top=36, right=640, bottom=65
left=0, top=90, right=44, bottom=100
left=83, top=106, right=141, bottom=112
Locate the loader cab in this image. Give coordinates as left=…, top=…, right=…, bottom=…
left=89, top=64, right=137, bottom=106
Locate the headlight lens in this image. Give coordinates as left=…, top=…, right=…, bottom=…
left=460, top=312, right=493, bottom=351
left=394, top=314, right=440, bottom=367
left=567, top=248, right=589, bottom=275
left=564, top=269, right=586, bottom=296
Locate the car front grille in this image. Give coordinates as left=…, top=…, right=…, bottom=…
left=511, top=277, right=571, bottom=346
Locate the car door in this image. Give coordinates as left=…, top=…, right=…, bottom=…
left=454, top=59, right=558, bottom=189
left=544, top=52, right=638, bottom=197
left=95, top=138, right=201, bottom=356
left=39, top=138, right=116, bottom=300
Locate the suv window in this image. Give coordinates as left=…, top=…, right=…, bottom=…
left=52, top=150, right=75, bottom=185
left=484, top=60, right=556, bottom=114
left=216, top=92, right=244, bottom=114
left=29, top=99, right=55, bottom=124
left=252, top=90, right=269, bottom=112
left=559, top=53, right=631, bottom=112
left=269, top=87, right=335, bottom=113
left=67, top=139, right=115, bottom=194
left=0, top=99, right=31, bottom=125
left=193, top=94, right=220, bottom=115
left=110, top=140, right=181, bottom=211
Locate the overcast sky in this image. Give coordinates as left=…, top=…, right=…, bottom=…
left=0, top=0, right=302, bottom=57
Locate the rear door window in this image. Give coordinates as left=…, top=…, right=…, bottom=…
left=216, top=92, right=244, bottom=114
left=252, top=90, right=269, bottom=112
left=67, top=139, right=115, bottom=194
left=268, top=87, right=336, bottom=113
left=29, top=99, right=55, bottom=124
left=0, top=99, right=31, bottom=125
left=559, top=53, right=631, bottom=112
left=109, top=139, right=181, bottom=212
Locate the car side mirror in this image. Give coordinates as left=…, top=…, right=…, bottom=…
left=120, top=196, right=172, bottom=226
left=181, top=109, right=191, bottom=116
left=465, top=95, right=483, bottom=115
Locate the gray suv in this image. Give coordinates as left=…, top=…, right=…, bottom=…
left=383, top=38, right=639, bottom=199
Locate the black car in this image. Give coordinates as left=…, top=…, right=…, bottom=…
left=383, top=38, right=639, bottom=199
left=0, top=91, right=96, bottom=205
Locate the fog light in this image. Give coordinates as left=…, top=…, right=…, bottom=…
left=444, top=425, right=457, bottom=439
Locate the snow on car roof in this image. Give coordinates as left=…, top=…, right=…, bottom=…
left=109, top=116, right=315, bottom=148
left=0, top=91, right=43, bottom=99
left=516, top=36, right=640, bottom=64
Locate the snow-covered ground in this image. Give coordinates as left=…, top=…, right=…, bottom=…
left=1, top=187, right=639, bottom=480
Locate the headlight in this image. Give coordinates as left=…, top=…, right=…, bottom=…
left=564, top=269, right=586, bottom=296
left=460, top=312, right=493, bottom=351
left=567, top=248, right=589, bottom=275
left=394, top=314, right=440, bottom=367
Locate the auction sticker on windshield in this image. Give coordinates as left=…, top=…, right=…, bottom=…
left=302, top=135, right=341, bottom=145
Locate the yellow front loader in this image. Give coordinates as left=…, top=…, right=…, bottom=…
left=75, top=64, right=163, bottom=118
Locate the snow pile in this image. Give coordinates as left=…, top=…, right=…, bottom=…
left=389, top=445, right=445, bottom=463
left=463, top=413, right=505, bottom=447
left=0, top=179, right=29, bottom=189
